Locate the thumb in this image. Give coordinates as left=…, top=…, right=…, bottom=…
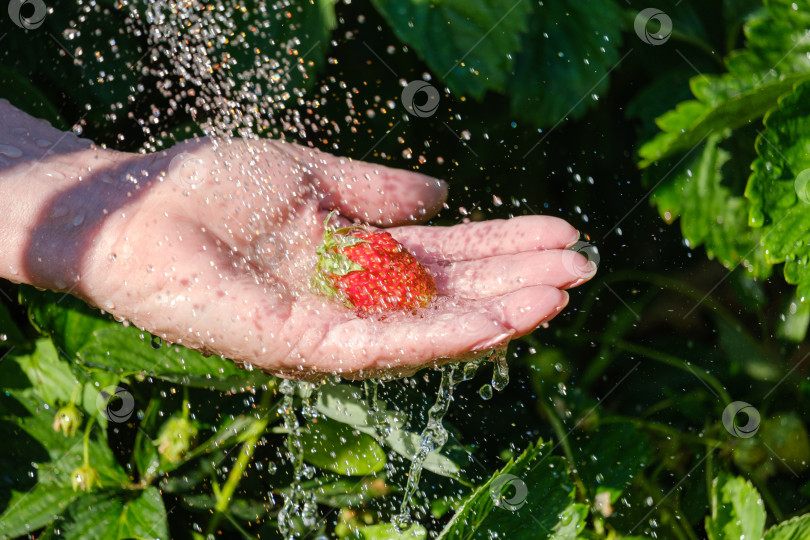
left=283, top=143, right=448, bottom=226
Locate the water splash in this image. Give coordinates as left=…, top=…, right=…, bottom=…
left=475, top=346, right=511, bottom=400
left=277, top=380, right=317, bottom=539
left=394, top=364, right=457, bottom=530
left=491, top=346, right=510, bottom=392
left=364, top=379, right=391, bottom=440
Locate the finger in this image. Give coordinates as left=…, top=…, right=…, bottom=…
left=391, top=215, right=581, bottom=263
left=429, top=249, right=596, bottom=298
left=281, top=143, right=448, bottom=226
left=305, top=285, right=568, bottom=374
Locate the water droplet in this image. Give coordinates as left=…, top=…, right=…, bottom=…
left=0, top=145, right=23, bottom=158
left=478, top=384, right=494, bottom=400
left=491, top=347, right=510, bottom=392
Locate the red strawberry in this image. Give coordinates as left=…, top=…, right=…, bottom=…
left=310, top=212, right=437, bottom=313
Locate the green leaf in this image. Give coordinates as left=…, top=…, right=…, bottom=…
left=507, top=0, right=623, bottom=127
left=349, top=523, right=427, bottom=540
left=647, top=134, right=770, bottom=277
left=438, top=439, right=576, bottom=539
left=4, top=390, right=130, bottom=487
left=747, top=80, right=810, bottom=297
left=316, top=383, right=462, bottom=478
left=576, top=424, right=651, bottom=504
left=300, top=418, right=386, bottom=476
left=639, top=0, right=810, bottom=166
left=764, top=513, right=810, bottom=540
left=12, top=339, right=79, bottom=407
left=281, top=476, right=391, bottom=508
left=551, top=503, right=588, bottom=540
left=705, top=473, right=766, bottom=540
left=371, top=0, right=531, bottom=98
left=61, top=487, right=169, bottom=540
left=0, top=484, right=79, bottom=539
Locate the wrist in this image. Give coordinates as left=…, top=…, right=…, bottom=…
left=0, top=101, right=131, bottom=296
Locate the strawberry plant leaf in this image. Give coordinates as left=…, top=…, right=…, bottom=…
left=747, top=80, right=810, bottom=298
left=316, top=383, right=463, bottom=479
left=705, top=473, right=766, bottom=540
left=646, top=134, right=770, bottom=277
left=764, top=513, right=810, bottom=539
left=0, top=484, right=80, bottom=539
left=300, top=418, right=387, bottom=476
left=438, top=439, right=578, bottom=539
left=639, top=0, right=810, bottom=167
left=348, top=523, right=428, bottom=539
left=370, top=0, right=531, bottom=99
left=506, top=0, right=624, bottom=128
left=575, top=423, right=651, bottom=504
left=60, top=487, right=168, bottom=540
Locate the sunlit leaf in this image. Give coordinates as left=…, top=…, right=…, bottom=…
left=439, top=439, right=577, bottom=539
left=300, top=418, right=386, bottom=476
left=705, top=473, right=766, bottom=540
left=60, top=487, right=169, bottom=540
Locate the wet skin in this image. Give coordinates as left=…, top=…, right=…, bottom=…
left=0, top=100, right=596, bottom=379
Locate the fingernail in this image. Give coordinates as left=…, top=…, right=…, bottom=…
left=573, top=259, right=597, bottom=279
left=565, top=229, right=581, bottom=248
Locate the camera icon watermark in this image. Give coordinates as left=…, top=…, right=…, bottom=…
left=96, top=385, right=135, bottom=423
left=168, top=152, right=205, bottom=189
left=8, top=0, right=46, bottom=29
left=489, top=473, right=528, bottom=511
left=401, top=80, right=440, bottom=118
left=722, top=401, right=760, bottom=438
left=634, top=8, right=672, bottom=45
left=795, top=168, right=810, bottom=204
left=562, top=241, right=600, bottom=280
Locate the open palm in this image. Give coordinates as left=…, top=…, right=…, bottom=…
left=5, top=104, right=595, bottom=379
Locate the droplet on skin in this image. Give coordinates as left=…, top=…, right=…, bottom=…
left=0, top=144, right=23, bottom=158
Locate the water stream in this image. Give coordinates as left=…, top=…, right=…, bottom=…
left=394, top=364, right=457, bottom=530
left=276, top=380, right=317, bottom=538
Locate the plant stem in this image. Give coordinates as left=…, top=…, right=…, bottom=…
left=538, top=398, right=588, bottom=501
left=599, top=416, right=726, bottom=448
left=615, top=340, right=732, bottom=405
left=82, top=416, right=95, bottom=465
left=206, top=390, right=275, bottom=536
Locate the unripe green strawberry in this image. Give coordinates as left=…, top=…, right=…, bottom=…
left=310, top=213, right=437, bottom=313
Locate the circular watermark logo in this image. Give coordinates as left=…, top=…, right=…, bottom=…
left=634, top=8, right=672, bottom=45
left=168, top=152, right=205, bottom=189
left=489, top=473, right=528, bottom=511
left=722, top=401, right=760, bottom=438
left=562, top=241, right=600, bottom=280
left=8, top=0, right=46, bottom=29
left=401, top=80, right=440, bottom=118
left=795, top=169, right=810, bottom=204
left=96, top=386, right=135, bottom=423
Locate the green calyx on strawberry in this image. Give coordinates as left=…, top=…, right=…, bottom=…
left=310, top=212, right=437, bottom=313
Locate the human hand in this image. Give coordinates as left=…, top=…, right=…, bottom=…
left=1, top=103, right=595, bottom=379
